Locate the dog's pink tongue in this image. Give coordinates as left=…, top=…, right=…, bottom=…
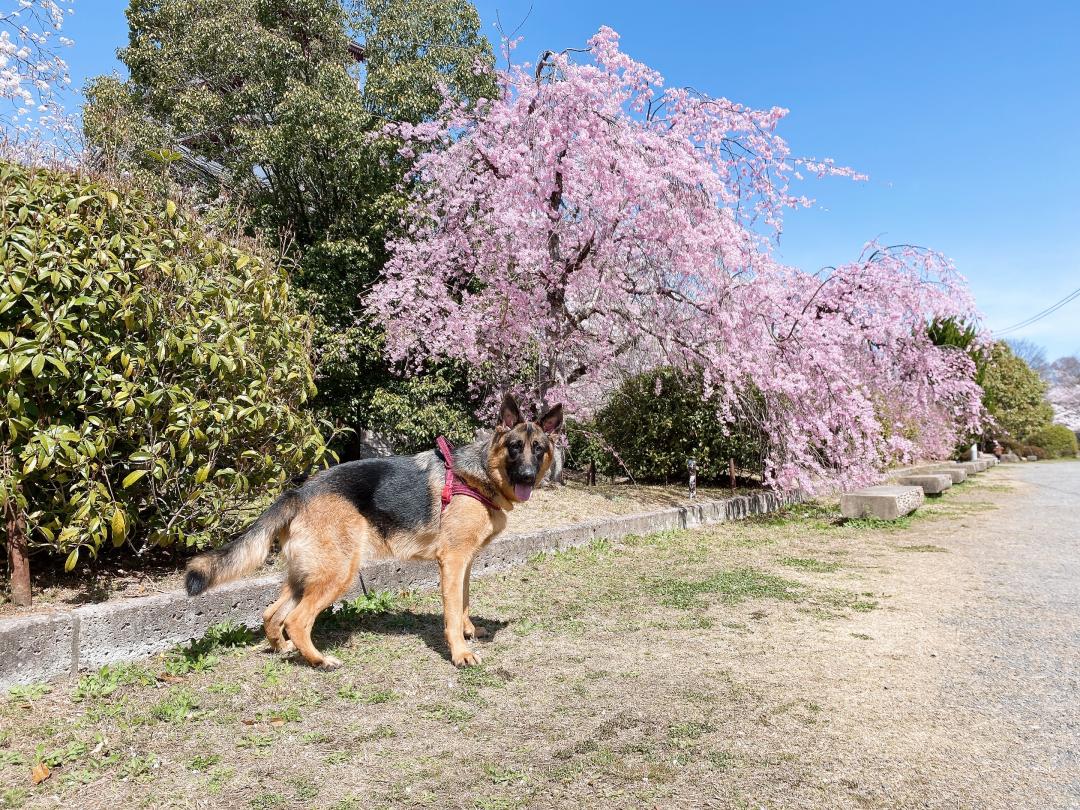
left=513, top=483, right=533, bottom=502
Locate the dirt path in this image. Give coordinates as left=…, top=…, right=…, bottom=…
left=1, top=463, right=1076, bottom=809
left=938, top=460, right=1080, bottom=806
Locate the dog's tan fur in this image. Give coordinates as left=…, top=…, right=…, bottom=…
left=186, top=396, right=560, bottom=669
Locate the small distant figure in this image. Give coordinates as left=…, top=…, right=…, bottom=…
left=992, top=441, right=1004, bottom=459
left=687, top=457, right=698, bottom=499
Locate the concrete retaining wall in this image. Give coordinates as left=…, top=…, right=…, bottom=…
left=1, top=490, right=801, bottom=688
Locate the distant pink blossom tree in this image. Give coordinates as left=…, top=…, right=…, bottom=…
left=369, top=27, right=982, bottom=491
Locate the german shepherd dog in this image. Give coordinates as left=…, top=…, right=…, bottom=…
left=185, top=395, right=562, bottom=669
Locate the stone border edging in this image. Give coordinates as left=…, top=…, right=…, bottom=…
left=0, top=490, right=802, bottom=688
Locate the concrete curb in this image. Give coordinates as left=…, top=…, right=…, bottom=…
left=1, top=489, right=802, bottom=688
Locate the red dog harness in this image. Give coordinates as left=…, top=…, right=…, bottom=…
left=436, top=436, right=500, bottom=512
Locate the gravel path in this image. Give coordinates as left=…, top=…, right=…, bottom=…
left=943, top=461, right=1080, bottom=807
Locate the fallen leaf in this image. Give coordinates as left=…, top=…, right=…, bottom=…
left=31, top=762, right=51, bottom=785
left=269, top=719, right=285, bottom=728
left=157, top=674, right=185, bottom=684
left=241, top=718, right=256, bottom=726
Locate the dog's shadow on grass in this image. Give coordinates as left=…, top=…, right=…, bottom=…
left=312, top=606, right=510, bottom=665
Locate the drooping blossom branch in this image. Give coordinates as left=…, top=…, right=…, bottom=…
left=369, top=27, right=982, bottom=492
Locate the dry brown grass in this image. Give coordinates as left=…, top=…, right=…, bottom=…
left=1, top=472, right=1049, bottom=809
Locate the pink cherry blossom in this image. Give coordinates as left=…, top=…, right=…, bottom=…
left=369, top=27, right=982, bottom=492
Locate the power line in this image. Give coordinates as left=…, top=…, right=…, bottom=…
left=995, top=285, right=1080, bottom=336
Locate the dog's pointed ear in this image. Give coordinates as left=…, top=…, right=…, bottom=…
left=538, top=403, right=563, bottom=434
left=498, top=394, right=523, bottom=429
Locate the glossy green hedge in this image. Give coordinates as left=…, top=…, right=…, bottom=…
left=1024, top=423, right=1079, bottom=459
left=0, top=162, right=331, bottom=567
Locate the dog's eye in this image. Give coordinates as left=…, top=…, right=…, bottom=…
left=508, top=441, right=523, bottom=454
left=532, top=442, right=544, bottom=455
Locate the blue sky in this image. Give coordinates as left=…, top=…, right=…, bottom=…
left=59, top=0, right=1080, bottom=358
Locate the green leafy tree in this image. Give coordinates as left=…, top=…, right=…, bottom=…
left=981, top=341, right=1054, bottom=441
left=0, top=162, right=331, bottom=589
left=83, top=0, right=496, bottom=453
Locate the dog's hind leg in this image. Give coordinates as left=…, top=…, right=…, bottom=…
left=281, top=501, right=363, bottom=670
left=283, top=564, right=356, bottom=670
left=262, top=582, right=297, bottom=653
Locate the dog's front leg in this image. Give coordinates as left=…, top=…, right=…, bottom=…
left=438, top=550, right=480, bottom=667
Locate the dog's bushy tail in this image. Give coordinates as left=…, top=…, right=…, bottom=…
left=185, top=490, right=302, bottom=596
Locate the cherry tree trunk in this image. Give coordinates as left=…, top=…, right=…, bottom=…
left=5, top=501, right=30, bottom=607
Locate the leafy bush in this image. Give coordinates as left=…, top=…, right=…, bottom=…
left=981, top=341, right=1054, bottom=441
left=575, top=367, right=765, bottom=483
left=1025, top=424, right=1079, bottom=458
left=0, top=162, right=330, bottom=568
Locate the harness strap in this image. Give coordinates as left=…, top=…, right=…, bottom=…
left=436, top=436, right=501, bottom=512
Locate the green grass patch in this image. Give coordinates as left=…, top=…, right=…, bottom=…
left=150, top=687, right=200, bottom=723
left=668, top=721, right=715, bottom=740
left=337, top=685, right=398, bottom=704
left=317, top=590, right=398, bottom=633
left=422, top=702, right=474, bottom=725
left=849, top=599, right=878, bottom=612
left=747, top=501, right=839, bottom=528
left=779, top=556, right=841, bottom=573
left=6, top=683, right=50, bottom=703
left=188, top=753, right=221, bottom=771
left=73, top=662, right=155, bottom=702
left=650, top=567, right=806, bottom=609
left=844, top=512, right=923, bottom=531
left=163, top=621, right=258, bottom=676
left=207, top=766, right=235, bottom=792
left=456, top=666, right=506, bottom=703
left=483, top=762, right=528, bottom=785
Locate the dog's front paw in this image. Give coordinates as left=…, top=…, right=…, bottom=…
left=452, top=649, right=482, bottom=668
left=314, top=655, right=343, bottom=671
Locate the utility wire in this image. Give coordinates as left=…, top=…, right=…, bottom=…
left=995, top=285, right=1080, bottom=336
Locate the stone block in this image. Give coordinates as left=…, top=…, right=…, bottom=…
left=926, top=465, right=967, bottom=483
left=0, top=612, right=75, bottom=689
left=1024, top=455, right=1038, bottom=462
left=840, top=485, right=924, bottom=520
left=1000, top=453, right=1021, bottom=463
left=896, top=474, right=952, bottom=495
left=957, top=462, right=981, bottom=475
